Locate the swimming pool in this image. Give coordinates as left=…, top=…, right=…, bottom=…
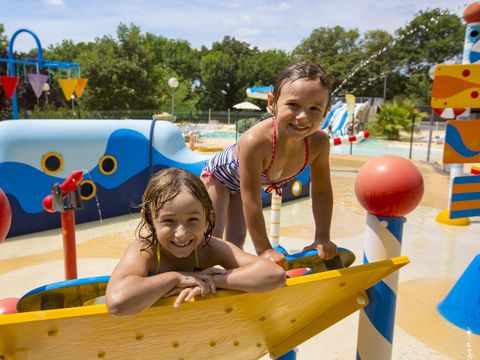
left=200, top=130, right=237, bottom=139
left=331, top=139, right=444, bottom=161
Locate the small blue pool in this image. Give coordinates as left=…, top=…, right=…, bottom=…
left=200, top=131, right=237, bottom=139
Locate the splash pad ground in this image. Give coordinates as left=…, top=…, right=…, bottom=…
left=0, top=154, right=479, bottom=359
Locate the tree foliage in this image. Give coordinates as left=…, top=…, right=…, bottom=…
left=368, top=98, right=428, bottom=140
left=0, top=7, right=465, bottom=119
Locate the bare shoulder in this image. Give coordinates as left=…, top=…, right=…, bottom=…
left=308, top=130, right=330, bottom=156
left=237, top=118, right=273, bottom=152
left=116, top=239, right=155, bottom=274
left=201, top=236, right=256, bottom=268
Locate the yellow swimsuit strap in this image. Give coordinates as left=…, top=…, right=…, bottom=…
left=155, top=246, right=201, bottom=274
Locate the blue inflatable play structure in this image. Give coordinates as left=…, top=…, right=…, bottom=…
left=0, top=119, right=310, bottom=238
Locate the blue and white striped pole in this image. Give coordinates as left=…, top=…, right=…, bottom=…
left=354, top=155, right=424, bottom=360
left=356, top=214, right=404, bottom=359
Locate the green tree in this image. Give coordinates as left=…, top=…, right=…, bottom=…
left=0, top=24, right=9, bottom=119
left=198, top=36, right=257, bottom=110
left=237, top=49, right=291, bottom=98
left=292, top=26, right=363, bottom=92
left=199, top=51, right=236, bottom=110
left=389, top=9, right=463, bottom=103
left=368, top=98, right=427, bottom=140
left=146, top=34, right=200, bottom=114
left=0, top=24, right=8, bottom=51
left=80, top=24, right=167, bottom=111
left=350, top=30, right=396, bottom=98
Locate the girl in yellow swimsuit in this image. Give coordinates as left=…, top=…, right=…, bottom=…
left=106, top=168, right=285, bottom=316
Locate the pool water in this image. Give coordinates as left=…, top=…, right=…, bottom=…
left=198, top=131, right=444, bottom=162
left=200, top=131, right=237, bottom=139
left=331, top=139, right=443, bottom=161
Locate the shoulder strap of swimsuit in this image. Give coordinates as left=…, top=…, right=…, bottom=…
left=194, top=247, right=201, bottom=271
left=156, top=245, right=161, bottom=274
left=156, top=245, right=201, bottom=273
left=264, top=119, right=277, bottom=174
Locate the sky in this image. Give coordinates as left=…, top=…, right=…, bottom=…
left=0, top=0, right=469, bottom=53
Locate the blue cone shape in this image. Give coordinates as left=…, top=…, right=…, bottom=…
left=437, top=254, right=480, bottom=335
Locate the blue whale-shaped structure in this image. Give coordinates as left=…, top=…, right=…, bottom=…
left=0, top=119, right=310, bottom=238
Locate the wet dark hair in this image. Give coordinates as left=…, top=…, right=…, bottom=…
left=136, top=168, right=215, bottom=254
left=272, top=60, right=334, bottom=108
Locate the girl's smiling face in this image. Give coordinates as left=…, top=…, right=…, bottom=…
left=152, top=187, right=208, bottom=259
left=269, top=78, right=330, bottom=138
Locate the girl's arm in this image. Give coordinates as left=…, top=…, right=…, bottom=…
left=237, top=133, right=272, bottom=255
left=306, top=131, right=337, bottom=259
left=207, top=237, right=286, bottom=293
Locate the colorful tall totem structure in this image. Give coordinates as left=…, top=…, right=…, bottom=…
left=433, top=3, right=480, bottom=224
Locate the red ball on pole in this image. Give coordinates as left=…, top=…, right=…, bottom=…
left=354, top=155, right=424, bottom=217
left=0, top=188, right=12, bottom=244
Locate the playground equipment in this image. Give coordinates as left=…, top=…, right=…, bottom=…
left=0, top=119, right=310, bottom=238
left=246, top=85, right=272, bottom=100
left=0, top=28, right=87, bottom=119
left=267, top=156, right=421, bottom=359
left=355, top=155, right=424, bottom=360
left=437, top=254, right=480, bottom=335
left=330, top=130, right=369, bottom=146
left=0, top=256, right=408, bottom=360
left=432, top=3, right=480, bottom=225
left=42, top=170, right=84, bottom=280
left=0, top=154, right=423, bottom=359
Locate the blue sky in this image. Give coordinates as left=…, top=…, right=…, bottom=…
left=1, top=0, right=468, bottom=52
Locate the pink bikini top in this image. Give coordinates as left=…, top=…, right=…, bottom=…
left=261, top=120, right=309, bottom=196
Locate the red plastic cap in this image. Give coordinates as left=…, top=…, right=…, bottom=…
left=42, top=195, right=55, bottom=213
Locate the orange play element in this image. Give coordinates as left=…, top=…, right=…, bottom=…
left=431, top=64, right=480, bottom=109
left=472, top=165, right=480, bottom=175
left=0, top=257, right=409, bottom=360
left=443, top=120, right=480, bottom=164
left=464, top=2, right=480, bottom=24
left=74, top=78, right=88, bottom=98
left=0, top=188, right=11, bottom=243
left=355, top=156, right=424, bottom=217
left=58, top=78, right=79, bottom=101
left=0, top=76, right=19, bottom=100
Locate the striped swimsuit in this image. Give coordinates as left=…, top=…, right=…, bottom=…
left=202, top=120, right=309, bottom=196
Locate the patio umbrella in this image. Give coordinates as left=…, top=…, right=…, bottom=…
left=233, top=101, right=262, bottom=111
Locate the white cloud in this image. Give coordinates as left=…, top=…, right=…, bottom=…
left=236, top=27, right=261, bottom=37
left=43, top=0, right=64, bottom=6
left=258, top=1, right=292, bottom=12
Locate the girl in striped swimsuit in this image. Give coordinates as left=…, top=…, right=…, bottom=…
left=202, top=61, right=338, bottom=265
